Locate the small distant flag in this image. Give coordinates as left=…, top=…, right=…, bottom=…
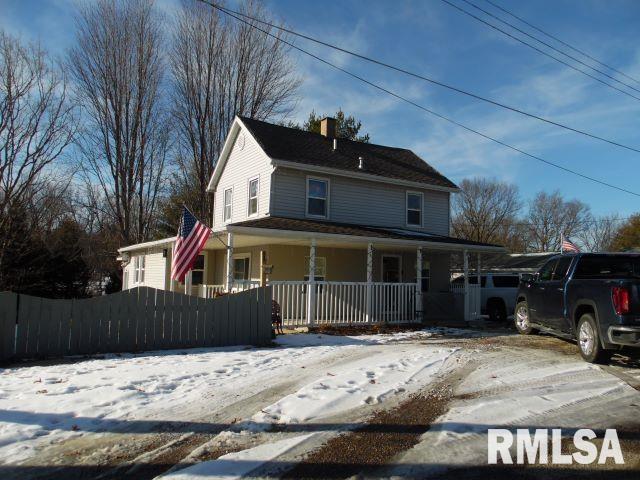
left=171, top=207, right=211, bottom=282
left=561, top=235, right=580, bottom=254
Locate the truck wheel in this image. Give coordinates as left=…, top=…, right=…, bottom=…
left=488, top=299, right=507, bottom=322
left=577, top=314, right=612, bottom=364
left=515, top=301, right=536, bottom=335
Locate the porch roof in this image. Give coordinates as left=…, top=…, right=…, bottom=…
left=223, top=216, right=505, bottom=252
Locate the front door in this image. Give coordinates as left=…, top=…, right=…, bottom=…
left=382, top=255, right=401, bottom=283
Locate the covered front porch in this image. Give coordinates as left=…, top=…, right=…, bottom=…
left=171, top=217, right=503, bottom=327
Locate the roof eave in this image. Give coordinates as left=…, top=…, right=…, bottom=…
left=225, top=224, right=504, bottom=253
left=271, top=158, right=460, bottom=193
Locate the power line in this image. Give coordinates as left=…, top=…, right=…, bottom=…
left=438, top=0, right=640, bottom=102
left=459, top=0, right=640, bottom=95
left=196, top=0, right=640, bottom=198
left=483, top=0, right=640, bottom=86
left=192, top=0, right=640, bottom=155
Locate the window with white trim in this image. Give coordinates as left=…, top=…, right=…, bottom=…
left=304, top=256, right=326, bottom=281
left=307, top=178, right=328, bottom=218
left=223, top=188, right=233, bottom=222
left=406, top=192, right=423, bottom=227
left=191, top=254, right=205, bottom=285
left=247, top=177, right=259, bottom=216
left=133, top=255, right=145, bottom=284
left=233, top=254, right=250, bottom=281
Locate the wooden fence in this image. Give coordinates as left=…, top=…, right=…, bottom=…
left=0, top=286, right=273, bottom=362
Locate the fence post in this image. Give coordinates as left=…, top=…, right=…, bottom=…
left=0, top=292, right=18, bottom=361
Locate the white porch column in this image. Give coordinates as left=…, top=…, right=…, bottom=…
left=416, top=247, right=423, bottom=322
left=306, top=239, right=317, bottom=326
left=477, top=253, right=481, bottom=286
left=463, top=249, right=470, bottom=322
left=365, top=243, right=373, bottom=323
left=225, top=232, right=234, bottom=292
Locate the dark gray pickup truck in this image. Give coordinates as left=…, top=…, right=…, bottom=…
left=514, top=253, right=640, bottom=363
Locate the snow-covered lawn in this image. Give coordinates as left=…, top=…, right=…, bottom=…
left=0, top=329, right=445, bottom=466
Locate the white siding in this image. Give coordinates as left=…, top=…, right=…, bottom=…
left=144, top=252, right=167, bottom=290
left=122, top=249, right=168, bottom=291
left=212, top=126, right=273, bottom=229
left=272, top=168, right=451, bottom=235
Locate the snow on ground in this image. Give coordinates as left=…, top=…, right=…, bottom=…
left=386, top=348, right=639, bottom=477
left=0, top=330, right=453, bottom=465
left=251, top=348, right=454, bottom=427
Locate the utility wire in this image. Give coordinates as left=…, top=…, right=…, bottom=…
left=193, top=0, right=640, bottom=155
left=196, top=0, right=640, bottom=198
left=459, top=0, right=640, bottom=95
left=484, top=0, right=640, bottom=86
left=439, top=0, right=640, bottom=102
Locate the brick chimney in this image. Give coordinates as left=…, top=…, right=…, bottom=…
left=320, top=117, right=336, bottom=139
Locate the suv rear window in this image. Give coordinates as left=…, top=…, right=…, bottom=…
left=574, top=256, right=640, bottom=279
left=492, top=275, right=520, bottom=288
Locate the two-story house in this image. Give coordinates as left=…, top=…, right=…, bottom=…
left=118, top=116, right=503, bottom=325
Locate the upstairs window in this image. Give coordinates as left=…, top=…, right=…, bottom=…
left=223, top=188, right=233, bottom=222
left=307, top=178, right=328, bottom=218
left=133, top=255, right=145, bottom=284
left=248, top=177, right=259, bottom=216
left=406, top=192, right=423, bottom=227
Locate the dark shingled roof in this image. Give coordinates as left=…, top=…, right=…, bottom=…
left=239, top=116, right=458, bottom=189
left=228, top=216, right=502, bottom=249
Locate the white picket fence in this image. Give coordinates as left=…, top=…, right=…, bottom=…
left=271, top=281, right=416, bottom=327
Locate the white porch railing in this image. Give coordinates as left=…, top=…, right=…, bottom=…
left=271, top=281, right=417, bottom=327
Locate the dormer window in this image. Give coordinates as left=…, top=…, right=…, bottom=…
left=307, top=177, right=329, bottom=218
left=406, top=191, right=423, bottom=227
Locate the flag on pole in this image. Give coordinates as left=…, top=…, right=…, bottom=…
left=171, top=207, right=211, bottom=282
left=561, top=234, right=580, bottom=254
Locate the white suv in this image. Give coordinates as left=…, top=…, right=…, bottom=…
left=452, top=272, right=521, bottom=322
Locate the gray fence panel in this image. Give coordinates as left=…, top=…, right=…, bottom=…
left=0, top=292, right=17, bottom=361
left=1, top=286, right=274, bottom=361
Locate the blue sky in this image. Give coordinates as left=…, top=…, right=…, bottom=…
left=2, top=0, right=639, bottom=217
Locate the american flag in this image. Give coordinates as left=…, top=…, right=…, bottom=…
left=561, top=235, right=580, bottom=254
left=171, top=207, right=211, bottom=282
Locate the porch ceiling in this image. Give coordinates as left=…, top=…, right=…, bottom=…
left=212, top=216, right=505, bottom=253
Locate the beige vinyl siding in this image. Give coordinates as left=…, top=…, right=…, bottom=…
left=144, top=252, right=167, bottom=290
left=272, top=168, right=451, bottom=235
left=213, top=127, right=273, bottom=228
left=122, top=249, right=168, bottom=291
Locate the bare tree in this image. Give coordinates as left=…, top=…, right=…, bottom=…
left=580, top=214, right=621, bottom=252
left=0, top=31, right=75, bottom=285
left=526, top=191, right=591, bottom=252
left=170, top=0, right=299, bottom=220
left=452, top=178, right=522, bottom=249
left=69, top=0, right=168, bottom=245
